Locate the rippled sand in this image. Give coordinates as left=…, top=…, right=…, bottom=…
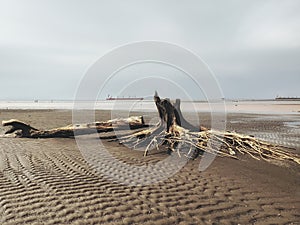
left=0, top=110, right=299, bottom=224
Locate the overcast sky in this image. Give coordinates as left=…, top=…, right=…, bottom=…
left=0, top=0, right=299, bottom=100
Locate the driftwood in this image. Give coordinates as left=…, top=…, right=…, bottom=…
left=2, top=92, right=300, bottom=165
left=2, top=117, right=147, bottom=138
left=115, top=92, right=300, bottom=165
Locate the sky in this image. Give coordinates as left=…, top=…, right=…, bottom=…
left=0, top=0, right=299, bottom=100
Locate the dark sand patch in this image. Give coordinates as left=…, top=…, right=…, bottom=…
left=0, top=110, right=299, bottom=224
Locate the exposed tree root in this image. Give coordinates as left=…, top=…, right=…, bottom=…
left=117, top=92, right=300, bottom=165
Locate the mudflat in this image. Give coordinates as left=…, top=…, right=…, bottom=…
left=0, top=110, right=299, bottom=224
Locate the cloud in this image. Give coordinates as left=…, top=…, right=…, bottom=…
left=235, top=1, right=300, bottom=49
left=0, top=0, right=299, bottom=100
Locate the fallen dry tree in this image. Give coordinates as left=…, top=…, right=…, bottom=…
left=117, top=92, right=300, bottom=165
left=2, top=117, right=148, bottom=138
left=2, top=92, right=300, bottom=165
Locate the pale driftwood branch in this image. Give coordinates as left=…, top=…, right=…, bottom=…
left=2, top=116, right=148, bottom=138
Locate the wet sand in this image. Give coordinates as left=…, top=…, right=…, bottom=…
left=0, top=110, right=299, bottom=224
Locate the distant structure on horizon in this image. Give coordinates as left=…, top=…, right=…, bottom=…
left=106, top=95, right=144, bottom=101
left=275, top=96, right=300, bottom=101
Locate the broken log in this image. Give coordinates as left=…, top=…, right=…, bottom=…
left=2, top=116, right=148, bottom=138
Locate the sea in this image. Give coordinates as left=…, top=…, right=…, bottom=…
left=0, top=100, right=299, bottom=114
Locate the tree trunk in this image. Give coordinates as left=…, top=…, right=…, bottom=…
left=2, top=117, right=147, bottom=138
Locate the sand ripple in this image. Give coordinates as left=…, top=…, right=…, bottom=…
left=0, top=137, right=298, bottom=224
left=0, top=110, right=299, bottom=224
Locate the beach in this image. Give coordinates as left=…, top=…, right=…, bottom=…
left=0, top=109, right=299, bottom=224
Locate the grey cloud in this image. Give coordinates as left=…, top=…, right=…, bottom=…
left=0, top=0, right=299, bottom=100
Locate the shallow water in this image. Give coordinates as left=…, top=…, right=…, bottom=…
left=226, top=114, right=300, bottom=151
left=0, top=100, right=299, bottom=114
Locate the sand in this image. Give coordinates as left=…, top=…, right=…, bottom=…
left=0, top=110, right=299, bottom=224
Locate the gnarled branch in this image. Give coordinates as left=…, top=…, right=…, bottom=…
left=2, top=116, right=148, bottom=138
